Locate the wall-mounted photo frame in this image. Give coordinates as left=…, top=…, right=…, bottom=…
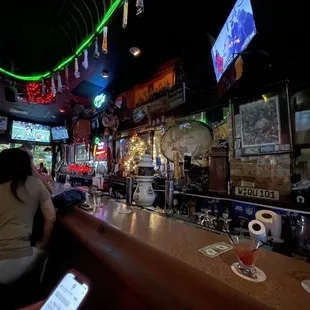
left=291, top=85, right=310, bottom=147
left=75, top=144, right=90, bottom=162
left=233, top=82, right=292, bottom=156
left=0, top=116, right=8, bottom=131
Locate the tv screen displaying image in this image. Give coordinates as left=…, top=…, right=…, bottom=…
left=11, top=121, right=51, bottom=143
left=51, top=126, right=69, bottom=141
left=211, top=0, right=256, bottom=82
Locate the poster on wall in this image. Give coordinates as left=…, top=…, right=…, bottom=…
left=240, top=96, right=281, bottom=147
left=0, top=116, right=8, bottom=131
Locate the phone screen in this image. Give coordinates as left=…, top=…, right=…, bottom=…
left=41, top=273, right=88, bottom=310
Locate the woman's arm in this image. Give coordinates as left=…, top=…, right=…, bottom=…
left=37, top=199, right=56, bottom=249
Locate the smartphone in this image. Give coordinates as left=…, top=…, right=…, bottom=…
left=40, top=270, right=89, bottom=310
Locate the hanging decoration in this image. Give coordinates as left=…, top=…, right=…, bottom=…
left=101, top=104, right=119, bottom=136
left=104, top=127, right=110, bottom=138
left=123, top=0, right=128, bottom=28
left=136, top=0, right=144, bottom=16
left=65, top=67, right=69, bottom=81
left=82, top=49, right=89, bottom=70
left=94, top=37, right=100, bottom=60
left=57, top=72, right=63, bottom=93
left=0, top=0, right=122, bottom=82
left=123, top=135, right=147, bottom=174
left=41, top=79, right=45, bottom=96
left=102, top=27, right=108, bottom=54
left=26, top=81, right=55, bottom=104
left=74, top=57, right=80, bottom=78
left=73, top=119, right=91, bottom=150
left=51, top=75, right=56, bottom=95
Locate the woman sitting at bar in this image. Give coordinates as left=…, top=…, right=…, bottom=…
left=0, top=148, right=56, bottom=284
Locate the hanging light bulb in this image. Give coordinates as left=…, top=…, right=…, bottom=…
left=101, top=70, right=109, bottom=78
left=129, top=47, right=141, bottom=56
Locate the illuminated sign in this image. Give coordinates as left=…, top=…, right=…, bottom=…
left=94, top=141, right=106, bottom=160
left=94, top=137, right=100, bottom=145
left=94, top=93, right=106, bottom=108
left=96, top=142, right=105, bottom=155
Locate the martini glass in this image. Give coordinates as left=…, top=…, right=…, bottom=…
left=230, top=235, right=262, bottom=279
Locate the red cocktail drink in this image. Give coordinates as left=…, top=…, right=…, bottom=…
left=234, top=242, right=258, bottom=266
left=230, top=236, right=263, bottom=279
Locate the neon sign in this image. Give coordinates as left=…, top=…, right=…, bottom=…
left=94, top=93, right=106, bottom=108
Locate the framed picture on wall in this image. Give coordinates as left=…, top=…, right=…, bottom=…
left=291, top=86, right=310, bottom=146
left=75, top=144, right=89, bottom=162
left=240, top=96, right=281, bottom=147
left=0, top=116, right=8, bottom=131
left=233, top=82, right=292, bottom=155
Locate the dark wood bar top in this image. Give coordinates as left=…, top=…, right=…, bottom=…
left=58, top=200, right=310, bottom=309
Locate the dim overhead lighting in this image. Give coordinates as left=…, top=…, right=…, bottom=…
left=101, top=70, right=109, bottom=78
left=59, top=109, right=65, bottom=113
left=129, top=47, right=141, bottom=56
left=52, top=115, right=56, bottom=119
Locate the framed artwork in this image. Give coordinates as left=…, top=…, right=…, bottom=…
left=0, top=116, right=8, bottom=131
left=240, top=96, right=281, bottom=147
left=75, top=144, right=89, bottom=162
left=233, top=82, right=292, bottom=156
left=291, top=86, right=310, bottom=146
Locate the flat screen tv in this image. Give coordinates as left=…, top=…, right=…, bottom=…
left=211, top=0, right=256, bottom=82
left=11, top=121, right=51, bottom=143
left=51, top=126, right=69, bottom=141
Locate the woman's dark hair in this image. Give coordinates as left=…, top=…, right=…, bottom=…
left=0, top=148, right=32, bottom=202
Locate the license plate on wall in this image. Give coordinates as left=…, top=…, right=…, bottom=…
left=235, top=187, right=280, bottom=200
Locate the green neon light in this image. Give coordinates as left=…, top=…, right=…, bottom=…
left=94, top=137, right=100, bottom=145
left=0, top=0, right=122, bottom=82
left=94, top=93, right=106, bottom=108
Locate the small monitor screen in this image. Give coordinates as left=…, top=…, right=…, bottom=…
left=211, top=0, right=256, bottom=82
left=51, top=126, right=69, bottom=141
left=11, top=121, right=50, bottom=143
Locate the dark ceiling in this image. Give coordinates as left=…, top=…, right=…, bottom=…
left=0, top=0, right=309, bottom=124
left=0, top=0, right=108, bottom=75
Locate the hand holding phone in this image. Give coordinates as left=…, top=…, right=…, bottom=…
left=40, top=270, right=89, bottom=310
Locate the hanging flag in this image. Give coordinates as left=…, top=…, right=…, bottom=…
left=136, top=0, right=144, bottom=16
left=57, top=72, right=63, bottom=93
left=74, top=57, right=80, bottom=78
left=82, top=49, right=89, bottom=70
left=94, top=37, right=100, bottom=60
left=51, top=75, right=56, bottom=96
left=123, top=0, right=128, bottom=28
left=41, top=79, right=45, bottom=96
left=102, top=27, right=108, bottom=54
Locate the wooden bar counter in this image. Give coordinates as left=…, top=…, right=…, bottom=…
left=53, top=199, right=310, bottom=309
